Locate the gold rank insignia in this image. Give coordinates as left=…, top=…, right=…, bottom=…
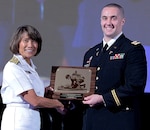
left=9, top=56, right=20, bottom=64
left=131, top=41, right=141, bottom=45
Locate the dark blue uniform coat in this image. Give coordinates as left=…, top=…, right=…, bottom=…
left=82, top=34, right=147, bottom=130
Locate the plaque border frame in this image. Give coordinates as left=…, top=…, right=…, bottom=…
left=50, top=66, right=96, bottom=100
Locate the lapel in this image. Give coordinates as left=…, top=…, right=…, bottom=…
left=107, top=34, right=125, bottom=55
left=94, top=34, right=126, bottom=65
left=89, top=34, right=126, bottom=66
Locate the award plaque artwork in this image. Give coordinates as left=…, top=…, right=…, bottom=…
left=50, top=66, right=96, bottom=100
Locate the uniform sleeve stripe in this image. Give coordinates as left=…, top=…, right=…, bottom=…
left=111, top=89, right=121, bottom=106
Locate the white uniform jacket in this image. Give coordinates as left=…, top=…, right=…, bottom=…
left=1, top=54, right=45, bottom=130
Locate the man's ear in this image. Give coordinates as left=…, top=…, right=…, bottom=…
left=122, top=18, right=125, bottom=25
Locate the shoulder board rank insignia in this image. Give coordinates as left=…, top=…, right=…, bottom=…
left=9, top=56, right=20, bottom=64
left=131, top=41, right=141, bottom=45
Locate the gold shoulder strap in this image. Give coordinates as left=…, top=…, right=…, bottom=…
left=131, top=41, right=141, bottom=45
left=9, top=56, right=20, bottom=64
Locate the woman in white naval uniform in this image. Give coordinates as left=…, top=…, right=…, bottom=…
left=0, top=25, right=65, bottom=130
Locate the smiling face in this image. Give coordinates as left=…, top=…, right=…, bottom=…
left=19, top=32, right=38, bottom=64
left=100, top=6, right=125, bottom=42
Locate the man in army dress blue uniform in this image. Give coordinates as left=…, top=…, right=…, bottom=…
left=82, top=3, right=147, bottom=130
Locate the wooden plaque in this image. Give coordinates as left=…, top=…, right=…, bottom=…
left=50, top=66, right=96, bottom=100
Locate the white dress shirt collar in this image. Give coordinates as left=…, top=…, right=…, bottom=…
left=103, top=32, right=123, bottom=48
